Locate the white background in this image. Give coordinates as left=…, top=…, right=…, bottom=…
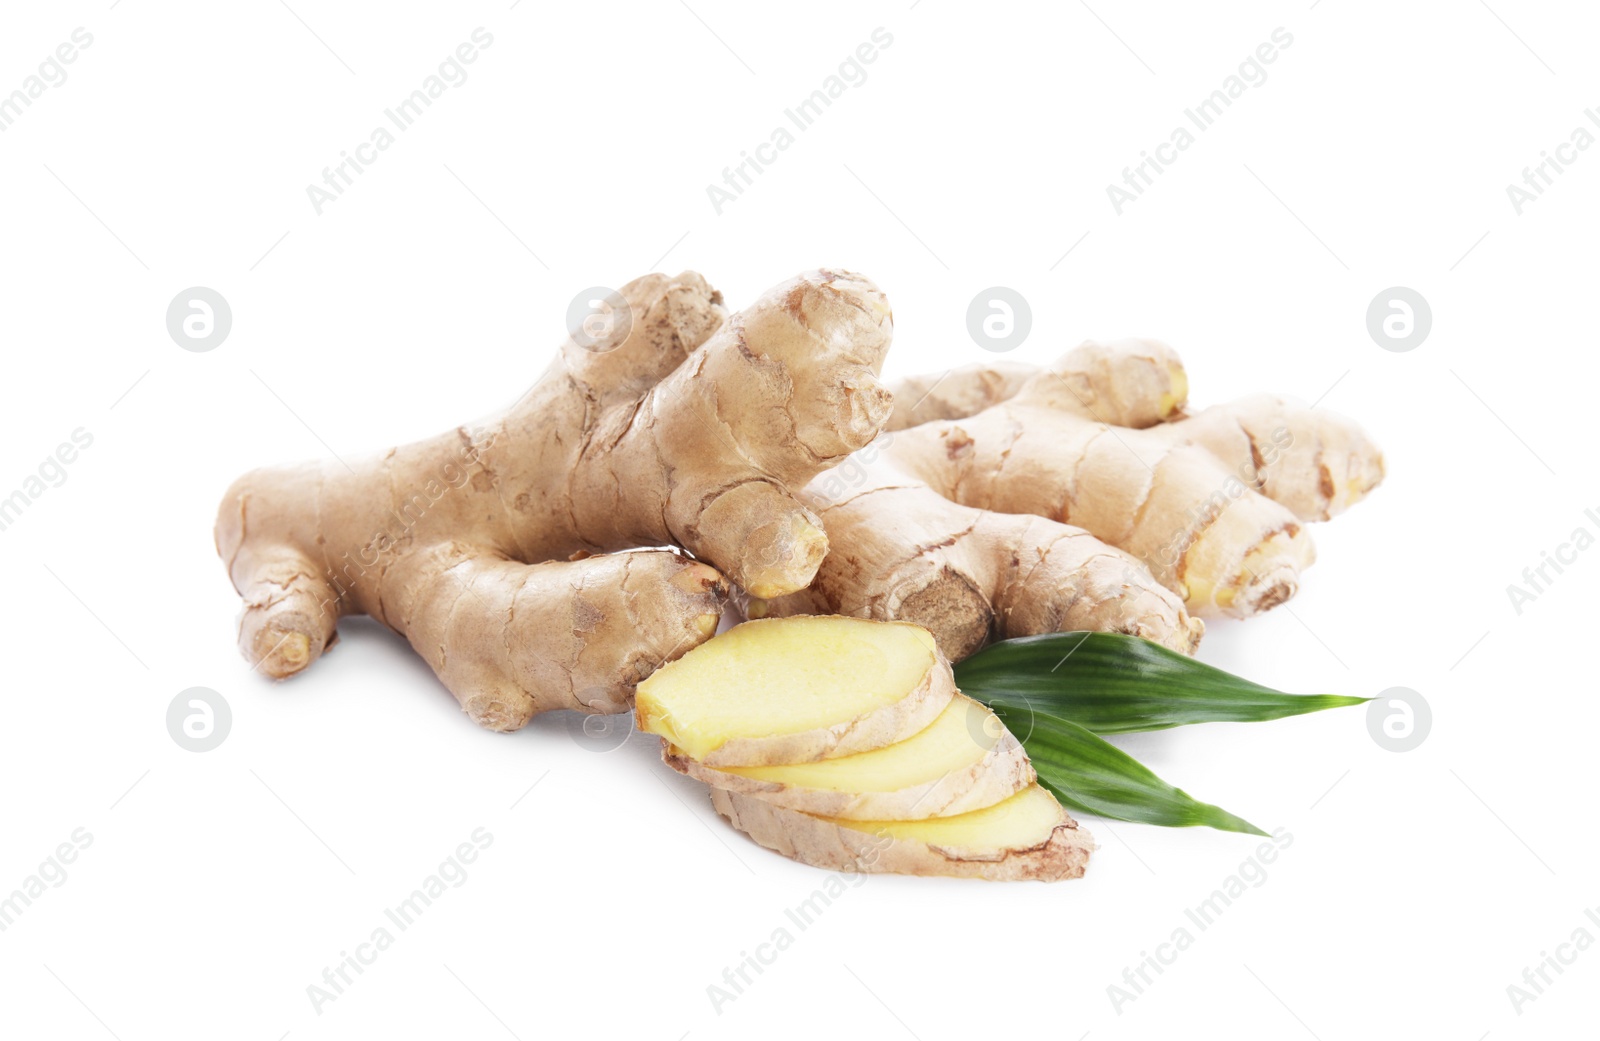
left=1, top=1, right=1595, bottom=1038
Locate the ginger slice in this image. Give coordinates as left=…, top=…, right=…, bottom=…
left=664, top=694, right=1033, bottom=819
left=635, top=616, right=954, bottom=767
left=712, top=783, right=1094, bottom=882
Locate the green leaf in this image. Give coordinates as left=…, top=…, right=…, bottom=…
left=955, top=631, right=1368, bottom=735
left=990, top=702, right=1266, bottom=835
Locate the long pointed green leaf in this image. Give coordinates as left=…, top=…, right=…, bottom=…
left=990, top=703, right=1265, bottom=835
left=956, top=631, right=1368, bottom=735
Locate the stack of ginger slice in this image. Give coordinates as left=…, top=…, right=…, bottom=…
left=636, top=615, right=1094, bottom=882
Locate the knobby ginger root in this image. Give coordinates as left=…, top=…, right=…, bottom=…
left=859, top=339, right=1383, bottom=622
left=215, top=270, right=893, bottom=731
left=886, top=360, right=1035, bottom=429
left=752, top=453, right=1202, bottom=661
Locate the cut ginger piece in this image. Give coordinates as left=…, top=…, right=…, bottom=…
left=712, top=783, right=1094, bottom=882
left=635, top=616, right=955, bottom=767
left=665, top=694, right=1034, bottom=819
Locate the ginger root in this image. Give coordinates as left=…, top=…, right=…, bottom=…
left=753, top=452, right=1202, bottom=661
left=886, top=339, right=1383, bottom=616
left=217, top=268, right=1382, bottom=737
left=215, top=270, right=893, bottom=731
left=773, top=339, right=1383, bottom=640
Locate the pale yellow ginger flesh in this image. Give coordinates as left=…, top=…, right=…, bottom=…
left=635, top=616, right=937, bottom=763
left=663, top=683, right=1030, bottom=820
left=724, top=695, right=998, bottom=794
left=830, top=783, right=1065, bottom=846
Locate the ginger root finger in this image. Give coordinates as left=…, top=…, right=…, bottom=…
left=226, top=540, right=342, bottom=680
left=1026, top=338, right=1188, bottom=429
left=753, top=454, right=1201, bottom=660
left=886, top=361, right=1035, bottom=430
left=883, top=338, right=1185, bottom=431
left=1179, top=394, right=1386, bottom=521
left=390, top=547, right=725, bottom=731
left=561, top=269, right=893, bottom=596
left=880, top=339, right=1381, bottom=619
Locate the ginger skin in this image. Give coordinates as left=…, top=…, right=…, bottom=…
left=215, top=270, right=894, bottom=731
left=753, top=339, right=1382, bottom=659
left=753, top=452, right=1201, bottom=660
left=879, top=339, right=1385, bottom=618
left=217, top=275, right=1382, bottom=731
